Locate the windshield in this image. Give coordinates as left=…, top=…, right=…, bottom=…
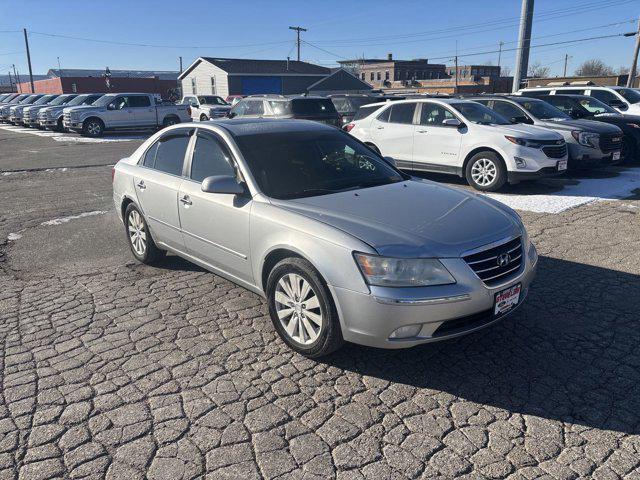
left=291, top=99, right=338, bottom=116
left=615, top=88, right=640, bottom=104
left=48, top=95, right=73, bottom=106
left=9, top=95, right=29, bottom=104
left=450, top=102, right=511, bottom=125
left=235, top=130, right=407, bottom=199
left=517, top=99, right=570, bottom=120
left=34, top=95, right=57, bottom=105
left=198, top=96, right=228, bottom=105
left=92, top=95, right=117, bottom=107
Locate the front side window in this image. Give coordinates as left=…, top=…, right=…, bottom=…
left=152, top=132, right=191, bottom=176
left=388, top=103, right=416, bottom=124
left=452, top=102, right=511, bottom=125
left=109, top=96, right=130, bottom=110
left=245, top=100, right=265, bottom=116
left=420, top=103, right=456, bottom=126
left=491, top=101, right=526, bottom=121
left=129, top=96, right=151, bottom=108
left=578, top=97, right=616, bottom=114
left=235, top=130, right=407, bottom=200
left=190, top=132, right=235, bottom=182
left=268, top=101, right=291, bottom=116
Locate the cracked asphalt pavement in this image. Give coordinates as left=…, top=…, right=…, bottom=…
left=1, top=128, right=639, bottom=479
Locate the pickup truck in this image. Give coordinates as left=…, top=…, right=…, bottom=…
left=180, top=95, right=231, bottom=121
left=63, top=93, right=191, bottom=137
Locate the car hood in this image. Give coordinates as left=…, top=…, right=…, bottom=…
left=204, top=104, right=231, bottom=110
left=63, top=105, right=101, bottom=114
left=274, top=179, right=521, bottom=258
left=479, top=123, right=563, bottom=140
left=538, top=118, right=621, bottom=133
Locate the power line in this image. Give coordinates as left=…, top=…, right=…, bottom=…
left=300, top=40, right=349, bottom=60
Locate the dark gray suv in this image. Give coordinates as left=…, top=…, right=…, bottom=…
left=228, top=95, right=341, bottom=127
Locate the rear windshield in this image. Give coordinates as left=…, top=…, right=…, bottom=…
left=353, top=104, right=382, bottom=121
left=331, top=97, right=377, bottom=113
left=291, top=98, right=337, bottom=116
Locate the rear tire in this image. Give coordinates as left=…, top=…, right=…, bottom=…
left=465, top=151, right=507, bottom=192
left=123, top=203, right=165, bottom=264
left=162, top=115, right=179, bottom=128
left=266, top=257, right=344, bottom=358
left=200, top=114, right=209, bottom=122
left=83, top=118, right=104, bottom=137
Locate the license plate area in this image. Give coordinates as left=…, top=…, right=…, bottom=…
left=612, top=151, right=621, bottom=161
left=494, top=283, right=521, bottom=316
left=557, top=159, right=568, bottom=171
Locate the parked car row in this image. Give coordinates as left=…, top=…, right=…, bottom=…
left=0, top=92, right=191, bottom=137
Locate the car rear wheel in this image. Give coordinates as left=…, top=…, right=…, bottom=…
left=465, top=152, right=507, bottom=191
left=83, top=118, right=104, bottom=137
left=162, top=116, right=179, bottom=128
left=267, top=257, right=344, bottom=357
left=200, top=114, right=209, bottom=122
left=124, top=203, right=165, bottom=264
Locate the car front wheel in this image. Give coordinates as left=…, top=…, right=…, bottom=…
left=83, top=118, right=104, bottom=137
left=266, top=257, right=344, bottom=357
left=124, top=203, right=165, bottom=264
left=465, top=152, right=507, bottom=191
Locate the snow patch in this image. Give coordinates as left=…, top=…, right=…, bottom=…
left=41, top=210, right=108, bottom=226
left=7, top=232, right=22, bottom=241
left=485, top=168, right=640, bottom=214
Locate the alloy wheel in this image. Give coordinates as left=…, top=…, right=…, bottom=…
left=274, top=273, right=323, bottom=345
left=128, top=210, right=147, bottom=256
left=471, top=158, right=497, bottom=186
left=87, top=121, right=101, bottom=136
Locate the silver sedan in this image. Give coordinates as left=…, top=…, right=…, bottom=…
left=112, top=119, right=537, bottom=357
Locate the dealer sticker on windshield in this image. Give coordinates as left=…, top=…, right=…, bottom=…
left=494, top=283, right=521, bottom=316
left=557, top=160, right=568, bottom=171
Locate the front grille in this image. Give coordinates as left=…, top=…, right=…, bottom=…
left=463, top=237, right=523, bottom=287
left=542, top=144, right=567, bottom=158
left=599, top=133, right=622, bottom=153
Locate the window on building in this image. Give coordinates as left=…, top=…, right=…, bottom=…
left=385, top=70, right=389, bottom=81
left=191, top=77, right=197, bottom=94
left=361, top=72, right=365, bottom=80
left=71, top=83, right=77, bottom=93
left=210, top=77, right=216, bottom=94
left=370, top=72, right=374, bottom=81
left=377, top=72, right=381, bottom=80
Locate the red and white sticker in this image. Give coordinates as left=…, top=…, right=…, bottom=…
left=494, top=283, right=521, bottom=315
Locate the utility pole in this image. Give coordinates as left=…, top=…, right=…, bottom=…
left=626, top=16, right=640, bottom=87
left=57, top=56, right=61, bottom=71
left=23, top=28, right=35, bottom=93
left=512, top=0, right=535, bottom=92
left=12, top=65, right=21, bottom=93
left=563, top=54, right=571, bottom=77
left=497, top=41, right=504, bottom=68
left=179, top=56, right=183, bottom=73
left=289, top=26, right=307, bottom=61
left=7, top=71, right=13, bottom=92
left=454, top=56, right=459, bottom=93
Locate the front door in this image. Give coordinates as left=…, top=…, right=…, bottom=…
left=107, top=95, right=135, bottom=128
left=369, top=102, right=417, bottom=169
left=132, top=128, right=193, bottom=251
left=412, top=102, right=462, bottom=170
left=178, top=129, right=253, bottom=283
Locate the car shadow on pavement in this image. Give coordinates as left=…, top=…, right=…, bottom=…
left=323, top=255, right=640, bottom=434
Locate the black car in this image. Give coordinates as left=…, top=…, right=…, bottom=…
left=228, top=95, right=341, bottom=127
left=537, top=94, right=640, bottom=163
left=329, top=94, right=404, bottom=126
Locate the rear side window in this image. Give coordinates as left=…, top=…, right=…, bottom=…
left=291, top=99, right=337, bottom=115
left=190, top=132, right=235, bottom=182
left=130, top=96, right=151, bottom=107
left=245, top=100, right=265, bottom=116
left=589, top=89, right=618, bottom=103
left=153, top=133, right=191, bottom=176
left=388, top=103, right=416, bottom=124
left=376, top=106, right=392, bottom=122
left=522, top=90, right=550, bottom=97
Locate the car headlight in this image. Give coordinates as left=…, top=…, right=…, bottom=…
left=505, top=136, right=543, bottom=148
left=354, top=253, right=456, bottom=287
left=571, top=130, right=599, bottom=148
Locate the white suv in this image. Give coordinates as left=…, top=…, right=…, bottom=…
left=518, top=86, right=640, bottom=116
left=346, top=99, right=567, bottom=191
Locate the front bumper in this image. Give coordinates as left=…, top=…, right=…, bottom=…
left=508, top=165, right=566, bottom=182
left=568, top=143, right=621, bottom=167
left=64, top=119, right=83, bottom=131
left=330, top=242, right=538, bottom=349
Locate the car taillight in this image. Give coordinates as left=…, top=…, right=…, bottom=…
left=187, top=106, right=191, bottom=116
left=343, top=123, right=355, bottom=132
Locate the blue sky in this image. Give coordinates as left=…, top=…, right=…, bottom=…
left=0, top=0, right=638, bottom=76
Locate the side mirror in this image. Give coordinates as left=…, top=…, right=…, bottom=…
left=511, top=115, right=531, bottom=124
left=227, top=111, right=237, bottom=118
left=107, top=104, right=116, bottom=110
left=442, top=118, right=463, bottom=127
left=201, top=175, right=244, bottom=195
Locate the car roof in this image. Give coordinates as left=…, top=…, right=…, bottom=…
left=203, top=118, right=338, bottom=137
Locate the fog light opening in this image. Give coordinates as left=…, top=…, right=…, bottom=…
left=389, top=324, right=422, bottom=339
left=514, top=157, right=527, bottom=169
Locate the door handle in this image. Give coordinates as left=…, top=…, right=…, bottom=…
left=180, top=195, right=192, bottom=206
left=376, top=126, right=385, bottom=130
left=136, top=180, right=146, bottom=190
left=417, top=130, right=428, bottom=133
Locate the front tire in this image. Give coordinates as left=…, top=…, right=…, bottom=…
left=83, top=118, right=104, bottom=137
left=465, top=151, right=507, bottom=191
left=124, top=203, right=165, bottom=264
left=266, top=258, right=344, bottom=358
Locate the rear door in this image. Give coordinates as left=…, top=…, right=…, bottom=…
left=178, top=129, right=253, bottom=283
left=368, top=102, right=417, bottom=169
left=412, top=102, right=462, bottom=170
left=133, top=128, right=194, bottom=251
left=130, top=95, right=155, bottom=127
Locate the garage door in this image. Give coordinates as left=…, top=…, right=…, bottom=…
left=240, top=76, right=282, bottom=95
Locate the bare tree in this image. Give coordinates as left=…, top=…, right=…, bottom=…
left=528, top=61, right=550, bottom=78
left=575, top=59, right=614, bottom=76
left=500, top=65, right=512, bottom=77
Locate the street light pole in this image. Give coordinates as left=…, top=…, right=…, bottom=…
left=512, top=0, right=535, bottom=92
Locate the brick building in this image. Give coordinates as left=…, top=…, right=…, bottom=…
left=16, top=69, right=180, bottom=99
left=446, top=65, right=501, bottom=80
left=339, top=54, right=447, bottom=88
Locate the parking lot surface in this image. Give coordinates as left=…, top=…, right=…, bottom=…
left=1, top=127, right=639, bottom=479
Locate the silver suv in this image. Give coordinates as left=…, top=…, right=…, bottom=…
left=112, top=119, right=537, bottom=357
